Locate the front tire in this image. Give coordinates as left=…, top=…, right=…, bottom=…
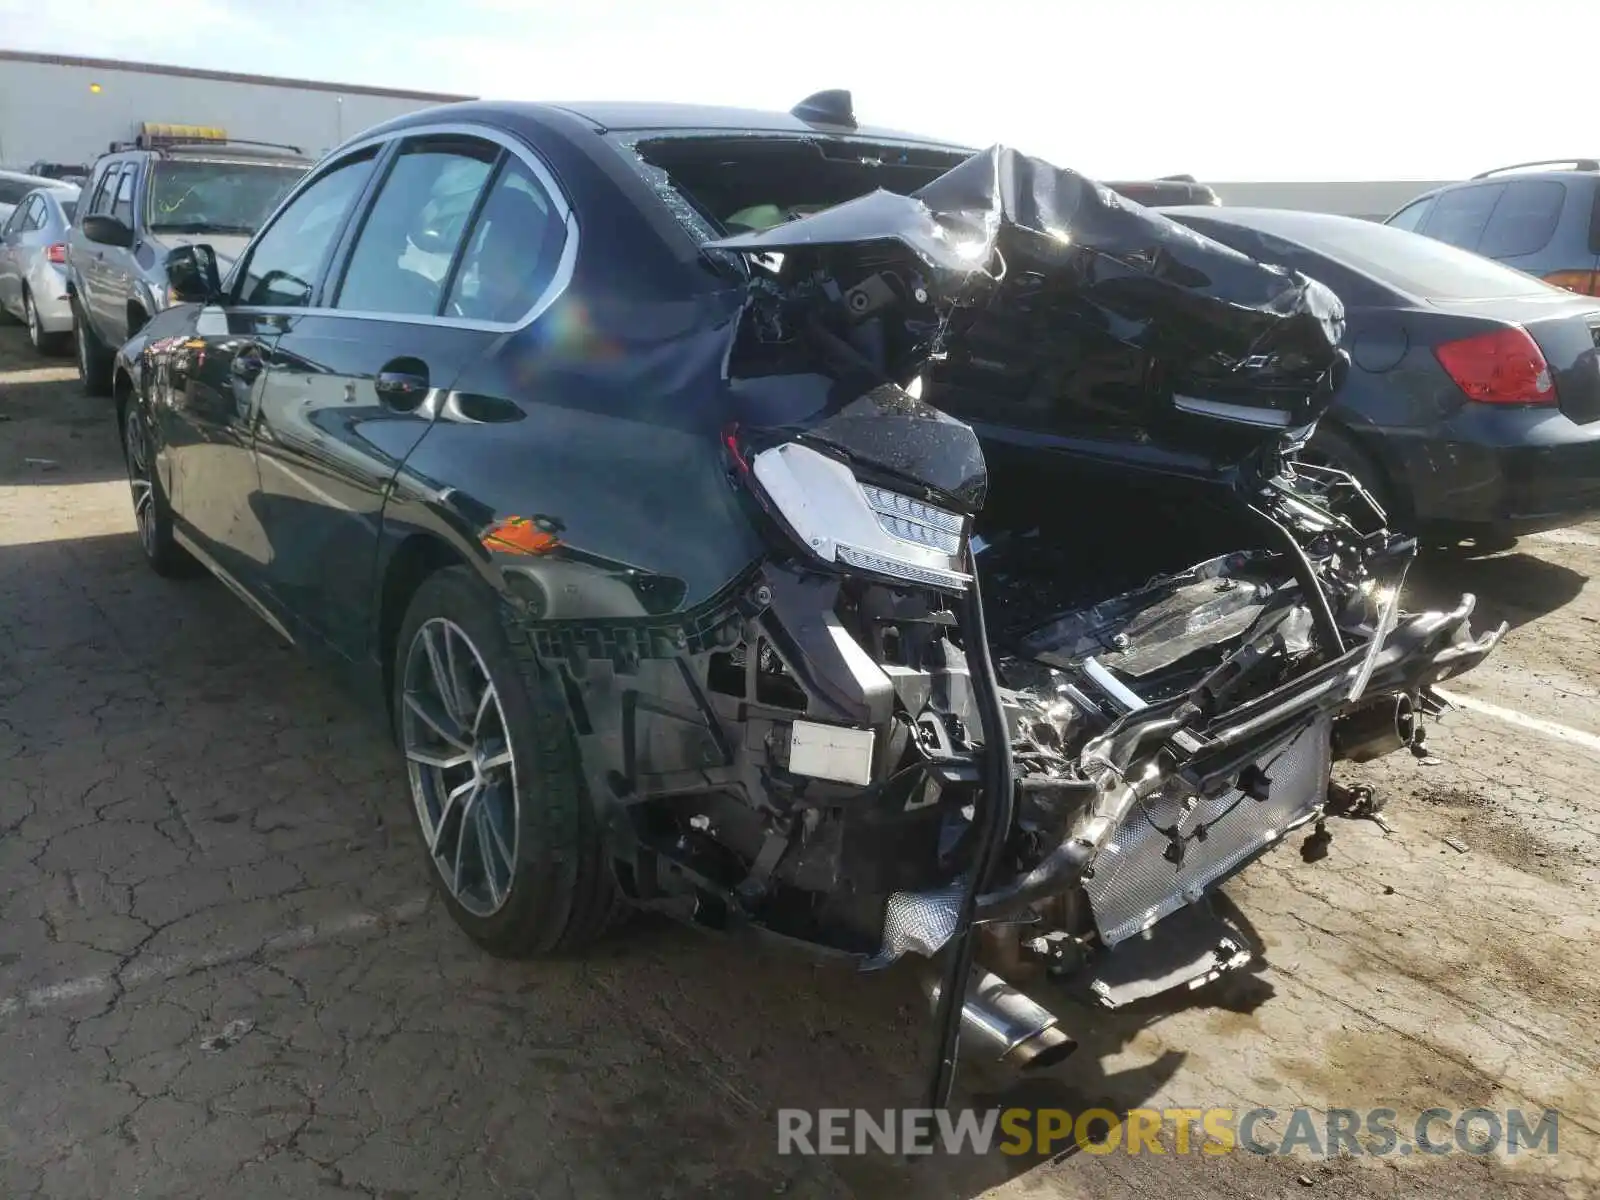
left=122, top=403, right=192, bottom=577
left=74, top=298, right=114, bottom=396
left=394, top=567, right=620, bottom=958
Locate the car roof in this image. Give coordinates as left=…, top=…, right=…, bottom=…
left=362, top=98, right=976, bottom=155
left=545, top=100, right=976, bottom=148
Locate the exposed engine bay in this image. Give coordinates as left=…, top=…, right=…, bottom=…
left=565, top=139, right=1504, bottom=1097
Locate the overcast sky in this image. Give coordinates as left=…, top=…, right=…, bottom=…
left=3, top=0, right=1594, bottom=181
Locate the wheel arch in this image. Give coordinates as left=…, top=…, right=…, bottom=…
left=376, top=532, right=475, bottom=724
left=1308, top=414, right=1408, bottom=521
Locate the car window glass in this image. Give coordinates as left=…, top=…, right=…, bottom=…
left=1478, top=179, right=1567, bottom=258
left=1385, top=197, right=1433, bottom=232
left=335, top=140, right=497, bottom=316
left=1420, top=183, right=1504, bottom=250
left=25, top=196, right=47, bottom=231
left=112, top=168, right=136, bottom=227
left=444, top=158, right=568, bottom=323
left=147, top=159, right=305, bottom=235
left=1, top=203, right=24, bottom=237
left=0, top=178, right=35, bottom=206
left=235, top=152, right=377, bottom=308
left=91, top=166, right=121, bottom=216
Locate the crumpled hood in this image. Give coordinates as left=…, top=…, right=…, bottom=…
left=707, top=145, right=1348, bottom=442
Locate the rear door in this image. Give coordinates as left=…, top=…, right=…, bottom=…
left=0, top=195, right=37, bottom=314
left=252, top=128, right=573, bottom=659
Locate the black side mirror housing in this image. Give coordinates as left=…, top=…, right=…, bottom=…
left=165, top=244, right=223, bottom=305
left=80, top=213, right=134, bottom=248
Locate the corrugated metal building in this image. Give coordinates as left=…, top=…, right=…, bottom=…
left=0, top=50, right=474, bottom=169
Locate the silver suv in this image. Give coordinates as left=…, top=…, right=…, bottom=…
left=66, top=138, right=310, bottom=394
left=1385, top=159, right=1600, bottom=298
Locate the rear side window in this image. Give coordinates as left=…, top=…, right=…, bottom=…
left=1385, top=196, right=1433, bottom=232
left=1420, top=183, right=1504, bottom=250
left=334, top=137, right=497, bottom=316
left=24, top=196, right=47, bottom=231
left=445, top=158, right=568, bottom=323
left=1478, top=180, right=1566, bottom=258
left=235, top=151, right=376, bottom=308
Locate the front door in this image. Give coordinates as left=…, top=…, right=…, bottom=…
left=251, top=132, right=556, bottom=660
left=157, top=148, right=382, bottom=627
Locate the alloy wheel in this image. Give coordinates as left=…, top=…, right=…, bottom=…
left=400, top=618, right=521, bottom=917
left=124, top=409, right=157, bottom=557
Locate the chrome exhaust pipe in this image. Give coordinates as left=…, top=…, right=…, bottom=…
left=1332, top=692, right=1417, bottom=763
left=923, top=967, right=1077, bottom=1071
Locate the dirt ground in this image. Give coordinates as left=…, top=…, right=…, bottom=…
left=1, top=321, right=1596, bottom=1199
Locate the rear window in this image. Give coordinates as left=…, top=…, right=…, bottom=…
left=1478, top=179, right=1567, bottom=258
left=147, top=158, right=307, bottom=235
left=1203, top=213, right=1552, bottom=300
left=59, top=199, right=77, bottom=223
left=0, top=178, right=35, bottom=205
left=618, top=132, right=970, bottom=242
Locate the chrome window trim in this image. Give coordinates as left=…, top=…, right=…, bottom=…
left=223, top=120, right=577, bottom=335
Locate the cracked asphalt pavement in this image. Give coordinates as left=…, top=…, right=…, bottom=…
left=1, top=325, right=1597, bottom=1198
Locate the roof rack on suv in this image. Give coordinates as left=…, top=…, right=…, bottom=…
left=106, top=136, right=306, bottom=157
left=1472, top=158, right=1600, bottom=179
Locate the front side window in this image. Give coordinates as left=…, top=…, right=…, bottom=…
left=1421, top=184, right=1504, bottom=251
left=334, top=138, right=497, bottom=316
left=235, top=152, right=376, bottom=308
left=148, top=158, right=307, bottom=236
left=445, top=158, right=569, bottom=322
left=112, top=167, right=136, bottom=227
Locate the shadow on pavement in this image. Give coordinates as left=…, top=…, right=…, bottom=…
left=1407, top=546, right=1588, bottom=634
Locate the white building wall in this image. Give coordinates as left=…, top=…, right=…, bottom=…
left=0, top=52, right=473, bottom=168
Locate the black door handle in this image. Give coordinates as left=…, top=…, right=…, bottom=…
left=375, top=362, right=430, bottom=410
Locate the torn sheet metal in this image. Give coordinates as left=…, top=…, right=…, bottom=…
left=708, top=145, right=1347, bottom=433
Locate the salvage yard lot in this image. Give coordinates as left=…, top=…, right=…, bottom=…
left=0, top=323, right=1595, bottom=1199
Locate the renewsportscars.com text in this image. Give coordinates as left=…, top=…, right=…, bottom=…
left=776, top=1107, right=1560, bottom=1159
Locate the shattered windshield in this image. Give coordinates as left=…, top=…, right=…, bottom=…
left=614, top=131, right=973, bottom=244
left=147, top=159, right=307, bottom=235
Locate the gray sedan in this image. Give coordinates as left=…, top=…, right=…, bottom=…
left=0, top=184, right=79, bottom=354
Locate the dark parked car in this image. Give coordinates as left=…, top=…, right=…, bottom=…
left=1384, top=160, right=1600, bottom=297
left=112, top=97, right=1495, bottom=1093
left=1104, top=174, right=1221, bottom=207
left=67, top=139, right=310, bottom=394
left=1164, top=206, right=1600, bottom=546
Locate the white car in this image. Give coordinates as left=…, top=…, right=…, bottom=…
left=0, top=183, right=81, bottom=354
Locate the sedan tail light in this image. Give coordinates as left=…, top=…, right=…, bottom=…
left=1434, top=326, right=1557, bottom=405
left=45, top=243, right=67, bottom=265
left=1542, top=270, right=1600, bottom=296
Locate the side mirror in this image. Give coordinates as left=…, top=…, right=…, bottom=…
left=165, top=244, right=223, bottom=305
left=80, top=213, right=134, bottom=248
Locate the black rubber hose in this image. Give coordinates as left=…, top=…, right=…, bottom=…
left=925, top=551, right=1015, bottom=1109
left=1249, top=503, right=1344, bottom=657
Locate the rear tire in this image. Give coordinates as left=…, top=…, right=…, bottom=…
left=24, top=289, right=67, bottom=356
left=73, top=298, right=114, bottom=396
left=394, top=567, right=622, bottom=958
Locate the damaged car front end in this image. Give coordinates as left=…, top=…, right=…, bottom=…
left=593, top=141, right=1502, bottom=1098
